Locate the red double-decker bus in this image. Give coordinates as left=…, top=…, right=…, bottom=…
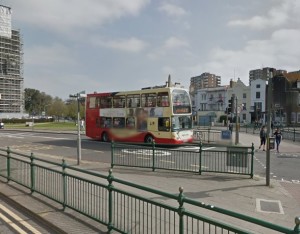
left=85, top=84, right=193, bottom=144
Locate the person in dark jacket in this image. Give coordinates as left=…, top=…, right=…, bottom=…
left=273, top=127, right=282, bottom=153
left=259, top=125, right=266, bottom=151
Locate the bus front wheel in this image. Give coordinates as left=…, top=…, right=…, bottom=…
left=144, top=135, right=154, bottom=143
left=102, top=132, right=110, bottom=142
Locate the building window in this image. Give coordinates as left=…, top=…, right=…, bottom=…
left=243, top=93, right=246, bottom=98
left=242, top=103, right=246, bottom=110
left=256, top=92, right=260, bottom=99
left=243, top=114, right=246, bottom=120
left=291, top=112, right=296, bottom=123
left=256, top=84, right=260, bottom=88
left=298, top=93, right=300, bottom=106
left=297, top=113, right=300, bottom=123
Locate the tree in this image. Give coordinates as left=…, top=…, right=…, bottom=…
left=25, top=88, right=53, bottom=115
left=47, top=97, right=67, bottom=121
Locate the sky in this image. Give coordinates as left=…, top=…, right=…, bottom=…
left=2, top=0, right=300, bottom=99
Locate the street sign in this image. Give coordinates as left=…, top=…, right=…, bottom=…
left=221, top=130, right=231, bottom=140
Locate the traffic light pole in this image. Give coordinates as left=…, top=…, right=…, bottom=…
left=266, top=72, right=273, bottom=186
left=235, top=96, right=239, bottom=145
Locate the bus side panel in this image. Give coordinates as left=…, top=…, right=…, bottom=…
left=86, top=108, right=100, bottom=140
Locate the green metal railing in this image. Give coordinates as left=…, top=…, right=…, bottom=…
left=0, top=147, right=299, bottom=233
left=111, top=142, right=255, bottom=178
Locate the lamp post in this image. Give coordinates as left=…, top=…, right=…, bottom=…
left=266, top=70, right=273, bottom=186
left=69, top=91, right=86, bottom=165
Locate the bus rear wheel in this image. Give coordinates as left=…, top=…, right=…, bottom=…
left=144, top=135, right=154, bottom=143
left=102, top=132, right=110, bottom=142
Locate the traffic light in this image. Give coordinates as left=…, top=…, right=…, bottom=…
left=228, top=96, right=235, bottom=114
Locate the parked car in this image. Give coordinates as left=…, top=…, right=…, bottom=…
left=0, top=122, right=4, bottom=129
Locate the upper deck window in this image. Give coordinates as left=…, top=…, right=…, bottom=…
left=141, top=93, right=156, bottom=107
left=157, top=92, right=169, bottom=107
left=172, top=89, right=191, bottom=114
left=89, top=97, right=96, bottom=108
left=113, top=95, right=125, bottom=108
left=127, top=94, right=140, bottom=108
left=100, top=97, right=112, bottom=108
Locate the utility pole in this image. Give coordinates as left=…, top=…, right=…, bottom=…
left=235, top=96, right=239, bottom=145
left=69, top=91, right=86, bottom=165
left=266, top=70, right=273, bottom=186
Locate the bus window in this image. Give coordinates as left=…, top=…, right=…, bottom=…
left=172, top=89, right=191, bottom=114
left=113, top=117, right=125, bottom=128
left=158, top=117, right=170, bottom=131
left=126, top=117, right=135, bottom=128
left=113, top=95, right=125, bottom=108
left=127, top=95, right=140, bottom=108
left=100, top=117, right=111, bottom=128
left=171, top=116, right=192, bottom=131
left=157, top=92, right=169, bottom=107
left=89, top=97, right=96, bottom=108
left=100, top=97, right=112, bottom=108
left=141, top=93, right=156, bottom=107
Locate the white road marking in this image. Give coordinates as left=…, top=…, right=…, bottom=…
left=0, top=212, right=27, bottom=234
left=0, top=203, right=42, bottom=234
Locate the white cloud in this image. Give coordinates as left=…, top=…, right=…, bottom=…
left=159, top=3, right=187, bottom=17
left=187, top=29, right=300, bottom=85
left=163, top=37, right=189, bottom=49
left=148, top=36, right=189, bottom=59
left=25, top=44, right=76, bottom=67
left=228, top=0, right=300, bottom=30
left=10, top=0, right=150, bottom=33
left=92, top=37, right=148, bottom=53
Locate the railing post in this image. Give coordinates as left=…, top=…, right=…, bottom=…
left=107, top=169, right=114, bottom=233
left=111, top=141, right=114, bottom=168
left=199, top=142, right=202, bottom=175
left=6, top=147, right=10, bottom=182
left=293, top=128, right=296, bottom=142
left=208, top=128, right=210, bottom=143
left=177, top=187, right=185, bottom=234
left=250, top=143, right=254, bottom=179
left=30, top=153, right=35, bottom=194
left=294, top=217, right=300, bottom=234
left=152, top=140, right=156, bottom=172
left=62, top=159, right=67, bottom=211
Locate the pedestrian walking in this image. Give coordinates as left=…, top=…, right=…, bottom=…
left=259, top=125, right=266, bottom=151
left=273, top=127, right=282, bottom=153
left=80, top=119, right=85, bottom=131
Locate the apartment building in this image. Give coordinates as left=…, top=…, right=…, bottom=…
left=0, top=5, right=24, bottom=117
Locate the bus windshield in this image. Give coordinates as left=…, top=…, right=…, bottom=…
left=172, top=89, right=191, bottom=114
left=171, top=116, right=192, bottom=131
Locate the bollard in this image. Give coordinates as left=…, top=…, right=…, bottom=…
left=294, top=128, right=296, bottom=142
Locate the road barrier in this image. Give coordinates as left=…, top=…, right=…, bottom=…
left=0, top=147, right=299, bottom=233
left=111, top=142, right=255, bottom=178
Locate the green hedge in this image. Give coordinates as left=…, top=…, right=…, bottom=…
left=2, top=118, right=55, bottom=124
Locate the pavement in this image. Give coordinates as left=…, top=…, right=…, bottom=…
left=0, top=130, right=300, bottom=233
